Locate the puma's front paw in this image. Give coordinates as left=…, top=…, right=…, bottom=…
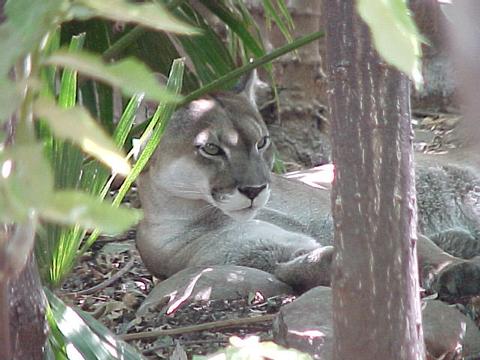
left=274, top=246, right=334, bottom=292
left=433, top=256, right=480, bottom=298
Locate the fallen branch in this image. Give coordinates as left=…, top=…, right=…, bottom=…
left=68, top=257, right=135, bottom=296
left=121, top=313, right=276, bottom=341
left=143, top=338, right=230, bottom=354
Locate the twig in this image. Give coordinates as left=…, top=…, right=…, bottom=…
left=145, top=335, right=274, bottom=353
left=121, top=313, right=276, bottom=341
left=69, top=257, right=135, bottom=296
left=144, top=338, right=230, bottom=354
left=412, top=109, right=460, bottom=118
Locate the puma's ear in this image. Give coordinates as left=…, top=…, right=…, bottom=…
left=234, top=69, right=259, bottom=109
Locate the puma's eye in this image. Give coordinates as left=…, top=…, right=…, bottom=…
left=200, top=143, right=224, bottom=156
left=256, top=136, right=270, bottom=150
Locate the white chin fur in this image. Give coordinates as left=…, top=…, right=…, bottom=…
left=224, top=208, right=258, bottom=222
left=216, top=187, right=270, bottom=222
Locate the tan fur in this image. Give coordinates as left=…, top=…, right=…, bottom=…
left=137, top=82, right=480, bottom=294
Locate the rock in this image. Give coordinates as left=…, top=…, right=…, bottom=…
left=272, top=287, right=333, bottom=360
left=137, top=265, right=293, bottom=315
left=423, top=300, right=480, bottom=359
left=272, top=287, right=480, bottom=359
left=442, top=115, right=462, bottom=130
left=415, top=129, right=436, bottom=144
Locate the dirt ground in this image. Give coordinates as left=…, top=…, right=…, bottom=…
left=58, top=111, right=480, bottom=359
left=59, top=232, right=300, bottom=358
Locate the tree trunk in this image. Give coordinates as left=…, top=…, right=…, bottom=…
left=444, top=1, right=480, bottom=167
left=244, top=0, right=331, bottom=168
left=8, top=252, right=48, bottom=360
left=0, top=3, right=49, bottom=346
left=409, top=0, right=456, bottom=111
left=1, top=223, right=48, bottom=360
left=324, top=2, right=425, bottom=359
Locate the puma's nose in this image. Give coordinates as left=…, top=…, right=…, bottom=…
left=239, top=185, right=267, bottom=200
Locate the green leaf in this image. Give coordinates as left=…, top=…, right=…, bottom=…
left=180, top=31, right=325, bottom=106
left=173, top=3, right=236, bottom=86
left=262, top=0, right=294, bottom=43
left=5, top=0, right=64, bottom=29
left=357, top=0, right=423, bottom=86
left=127, top=30, right=324, bottom=139
left=34, top=98, right=131, bottom=175
left=0, top=26, right=19, bottom=77
left=39, top=29, right=61, bottom=99
left=45, top=50, right=182, bottom=104
left=273, top=152, right=286, bottom=174
left=81, top=57, right=185, bottom=252
left=1, top=0, right=65, bottom=76
left=61, top=19, right=116, bottom=131
left=74, top=0, right=199, bottom=35
left=39, top=190, right=142, bottom=235
left=58, top=34, right=86, bottom=108
left=120, top=58, right=185, bottom=204
left=35, top=34, right=87, bottom=286
left=120, top=29, right=200, bottom=93
left=113, top=94, right=144, bottom=147
left=0, top=143, right=54, bottom=222
left=49, top=33, right=86, bottom=189
left=0, top=0, right=64, bottom=119
left=272, top=0, right=295, bottom=35
left=0, top=78, right=22, bottom=123
left=199, top=1, right=265, bottom=58
left=45, top=288, right=146, bottom=359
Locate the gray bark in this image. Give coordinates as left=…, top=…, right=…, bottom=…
left=8, top=252, right=48, bottom=360
left=0, top=4, right=48, bottom=347
left=444, top=1, right=480, bottom=167
left=324, top=1, right=425, bottom=359
left=1, top=223, right=48, bottom=360
left=245, top=0, right=331, bottom=168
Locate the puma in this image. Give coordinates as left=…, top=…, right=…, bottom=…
left=136, top=73, right=480, bottom=296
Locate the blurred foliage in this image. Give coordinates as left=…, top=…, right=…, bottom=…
left=45, top=288, right=146, bottom=360
left=357, top=0, right=424, bottom=86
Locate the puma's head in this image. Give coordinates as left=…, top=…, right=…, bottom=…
left=141, top=71, right=274, bottom=221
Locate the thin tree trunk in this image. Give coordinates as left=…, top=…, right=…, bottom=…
left=8, top=252, right=48, bottom=360
left=0, top=226, right=11, bottom=360
left=324, top=2, right=425, bottom=359
left=0, top=1, right=48, bottom=346
left=0, top=203, right=47, bottom=360
left=244, top=0, right=331, bottom=167
left=444, top=1, right=480, bottom=167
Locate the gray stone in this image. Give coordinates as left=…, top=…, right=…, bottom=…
left=137, top=265, right=293, bottom=315
left=273, top=287, right=480, bottom=359
left=273, top=287, right=333, bottom=360
left=423, top=300, right=480, bottom=359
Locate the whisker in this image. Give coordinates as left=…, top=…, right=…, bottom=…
left=196, top=203, right=216, bottom=216
left=169, top=184, right=204, bottom=197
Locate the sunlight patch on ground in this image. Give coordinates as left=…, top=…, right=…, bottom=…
left=285, top=164, right=334, bottom=190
